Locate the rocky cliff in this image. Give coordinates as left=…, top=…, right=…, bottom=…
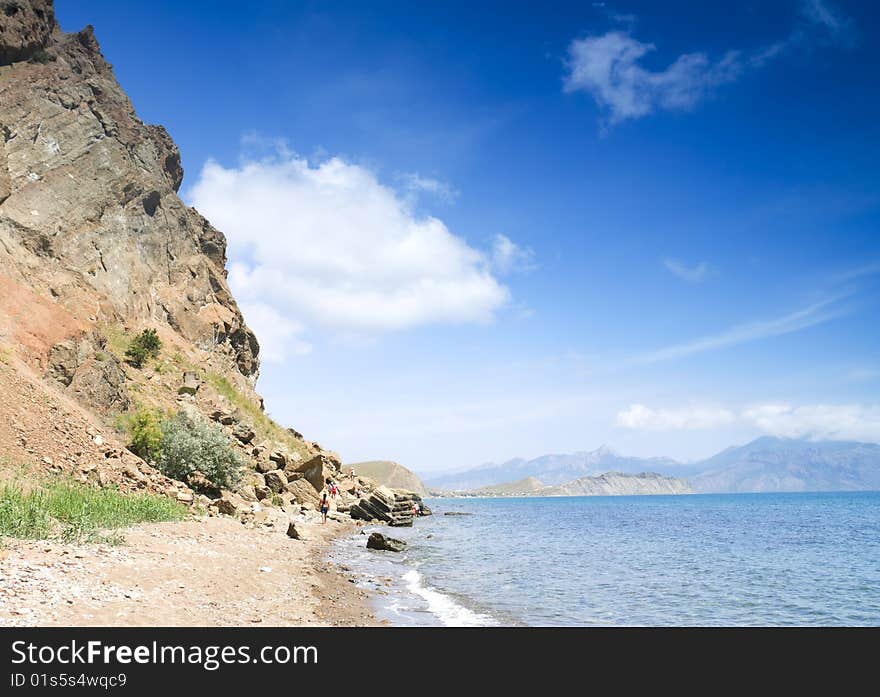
left=0, top=1, right=256, bottom=378
left=0, top=1, right=345, bottom=514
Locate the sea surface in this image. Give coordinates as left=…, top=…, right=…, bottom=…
left=328, top=491, right=880, bottom=626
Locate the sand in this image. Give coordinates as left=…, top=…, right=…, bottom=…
left=0, top=515, right=379, bottom=627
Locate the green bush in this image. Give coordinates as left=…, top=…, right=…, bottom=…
left=125, top=328, right=162, bottom=368
left=156, top=413, right=244, bottom=490
left=126, top=409, right=164, bottom=462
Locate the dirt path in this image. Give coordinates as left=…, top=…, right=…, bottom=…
left=0, top=515, right=378, bottom=627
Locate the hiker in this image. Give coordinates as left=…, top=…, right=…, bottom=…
left=320, top=491, right=329, bottom=524
left=411, top=501, right=419, bottom=517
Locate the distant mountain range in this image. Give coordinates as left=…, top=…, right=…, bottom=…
left=424, top=437, right=880, bottom=494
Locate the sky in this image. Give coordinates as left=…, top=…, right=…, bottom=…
left=56, top=0, right=880, bottom=474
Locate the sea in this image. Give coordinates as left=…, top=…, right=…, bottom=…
left=328, top=491, right=880, bottom=626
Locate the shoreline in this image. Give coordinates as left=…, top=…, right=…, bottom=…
left=0, top=514, right=378, bottom=627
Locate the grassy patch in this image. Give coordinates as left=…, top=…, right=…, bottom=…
left=205, top=371, right=312, bottom=460
left=101, top=325, right=131, bottom=358
left=0, top=478, right=187, bottom=544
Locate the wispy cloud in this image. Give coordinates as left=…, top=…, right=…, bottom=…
left=635, top=295, right=848, bottom=365
left=617, top=401, right=880, bottom=443
left=563, top=31, right=741, bottom=126
left=400, top=172, right=458, bottom=202
left=616, top=404, right=735, bottom=431
left=802, top=0, right=858, bottom=47
left=663, top=258, right=713, bottom=283
left=564, top=0, right=855, bottom=127
left=491, top=234, right=536, bottom=275
left=743, top=402, right=880, bottom=441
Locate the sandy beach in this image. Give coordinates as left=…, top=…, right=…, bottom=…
left=0, top=515, right=378, bottom=627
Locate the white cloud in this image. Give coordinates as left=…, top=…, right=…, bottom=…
left=616, top=404, right=735, bottom=431
left=617, top=401, right=880, bottom=443
left=635, top=296, right=847, bottom=365
left=189, top=150, right=515, bottom=361
left=663, top=258, right=712, bottom=283
left=744, top=403, right=880, bottom=442
left=564, top=1, right=855, bottom=126
left=563, top=31, right=742, bottom=125
left=491, top=234, right=535, bottom=274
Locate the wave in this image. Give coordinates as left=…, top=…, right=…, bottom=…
left=401, top=569, right=496, bottom=627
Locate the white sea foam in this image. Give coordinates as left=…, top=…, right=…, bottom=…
left=401, top=569, right=495, bottom=627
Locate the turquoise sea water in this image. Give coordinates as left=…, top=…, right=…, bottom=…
left=329, top=492, right=880, bottom=626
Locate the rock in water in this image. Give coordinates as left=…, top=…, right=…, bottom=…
left=366, top=532, right=407, bottom=552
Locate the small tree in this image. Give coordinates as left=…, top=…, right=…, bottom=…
left=125, top=329, right=162, bottom=368
left=156, top=412, right=244, bottom=490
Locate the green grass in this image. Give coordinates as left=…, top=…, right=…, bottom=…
left=0, top=478, right=187, bottom=544
left=101, top=325, right=131, bottom=358
left=205, top=371, right=312, bottom=460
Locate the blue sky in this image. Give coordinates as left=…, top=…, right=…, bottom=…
left=56, top=1, right=880, bottom=473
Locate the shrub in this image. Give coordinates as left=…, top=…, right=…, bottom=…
left=125, top=328, right=162, bottom=368
left=126, top=409, right=164, bottom=462
left=156, top=413, right=244, bottom=490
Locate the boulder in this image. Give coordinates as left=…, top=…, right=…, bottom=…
left=291, top=453, right=333, bottom=492
left=287, top=478, right=320, bottom=508
left=236, top=484, right=257, bottom=502
left=216, top=497, right=239, bottom=516
left=366, top=532, right=407, bottom=552
left=186, top=471, right=221, bottom=497
left=254, top=486, right=270, bottom=501
left=255, top=459, right=275, bottom=474
left=177, top=371, right=201, bottom=396
left=232, top=424, right=255, bottom=444
left=268, top=449, right=288, bottom=468
left=264, top=469, right=288, bottom=493
left=210, top=409, right=237, bottom=426
left=45, top=335, right=130, bottom=414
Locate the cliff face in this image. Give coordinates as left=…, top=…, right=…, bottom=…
left=0, top=2, right=346, bottom=510
left=0, top=1, right=258, bottom=379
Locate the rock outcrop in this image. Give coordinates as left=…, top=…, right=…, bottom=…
left=0, top=2, right=258, bottom=378
left=349, top=486, right=430, bottom=527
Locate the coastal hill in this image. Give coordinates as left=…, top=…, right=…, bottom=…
left=448, top=472, right=693, bottom=498
left=346, top=460, right=428, bottom=496
left=426, top=438, right=880, bottom=494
